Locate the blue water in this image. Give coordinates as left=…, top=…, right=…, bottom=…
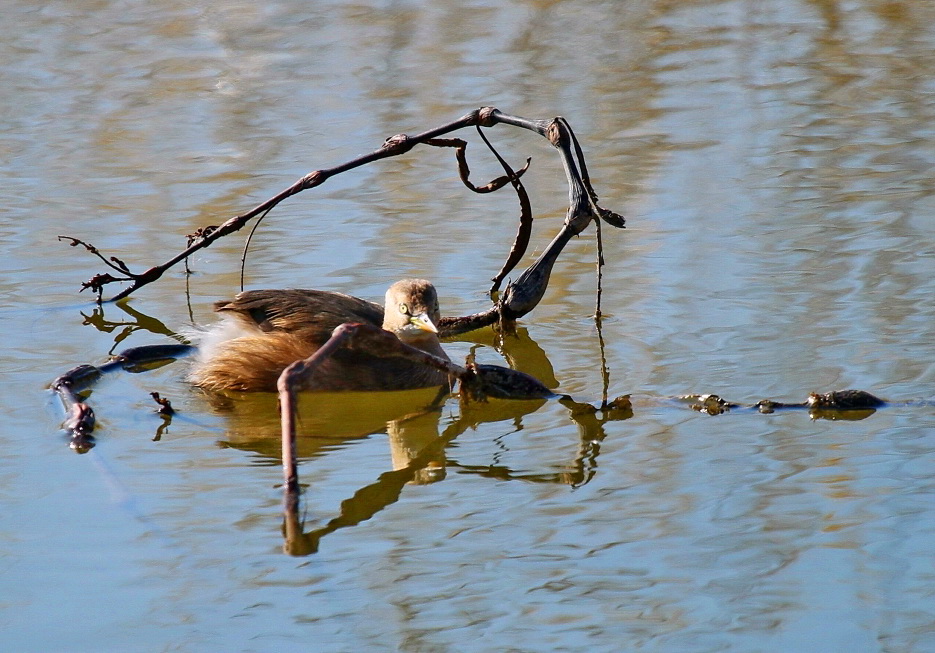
left=2, top=0, right=934, bottom=650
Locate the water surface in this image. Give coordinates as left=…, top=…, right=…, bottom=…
left=2, top=0, right=934, bottom=651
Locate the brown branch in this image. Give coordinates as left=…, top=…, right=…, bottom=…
left=424, top=137, right=531, bottom=193
left=423, top=131, right=535, bottom=291
left=472, top=124, right=535, bottom=293
left=64, top=107, right=623, bottom=308
left=276, top=323, right=464, bottom=513
left=50, top=344, right=194, bottom=452
left=437, top=114, right=626, bottom=335
left=51, top=364, right=100, bottom=452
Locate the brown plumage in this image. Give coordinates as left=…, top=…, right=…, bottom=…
left=188, top=279, right=450, bottom=392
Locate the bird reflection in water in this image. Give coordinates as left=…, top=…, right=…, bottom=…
left=74, top=302, right=884, bottom=556
left=200, top=325, right=631, bottom=556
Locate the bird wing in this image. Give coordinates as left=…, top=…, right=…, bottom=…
left=214, top=289, right=384, bottom=338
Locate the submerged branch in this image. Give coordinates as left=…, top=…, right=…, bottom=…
left=50, top=344, right=194, bottom=451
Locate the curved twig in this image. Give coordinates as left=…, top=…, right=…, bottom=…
left=424, top=137, right=531, bottom=193
left=473, top=124, right=535, bottom=293
left=239, top=206, right=274, bottom=292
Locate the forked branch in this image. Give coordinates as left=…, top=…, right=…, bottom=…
left=62, top=107, right=624, bottom=311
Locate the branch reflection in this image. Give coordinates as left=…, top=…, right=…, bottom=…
left=81, top=301, right=187, bottom=354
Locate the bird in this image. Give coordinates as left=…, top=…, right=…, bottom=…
left=188, top=279, right=451, bottom=392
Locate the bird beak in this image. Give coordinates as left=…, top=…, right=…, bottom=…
left=409, top=312, right=438, bottom=334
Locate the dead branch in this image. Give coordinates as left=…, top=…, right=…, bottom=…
left=424, top=136, right=531, bottom=194
left=425, top=131, right=533, bottom=292
left=50, top=344, right=193, bottom=450
left=62, top=107, right=624, bottom=312
left=51, top=364, right=100, bottom=452
left=472, top=125, right=534, bottom=292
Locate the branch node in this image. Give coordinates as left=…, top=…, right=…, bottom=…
left=382, top=133, right=414, bottom=154
left=187, top=225, right=218, bottom=245
left=477, top=106, right=498, bottom=127
left=546, top=119, right=566, bottom=147
left=301, top=170, right=325, bottom=189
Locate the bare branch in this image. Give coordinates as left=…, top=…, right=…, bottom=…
left=63, top=107, right=623, bottom=308
left=275, top=321, right=554, bottom=516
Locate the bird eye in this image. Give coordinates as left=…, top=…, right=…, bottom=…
left=398, top=303, right=409, bottom=315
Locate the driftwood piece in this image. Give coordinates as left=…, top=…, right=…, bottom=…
left=54, top=109, right=624, bottom=455
left=51, top=365, right=99, bottom=452
left=50, top=344, right=193, bottom=449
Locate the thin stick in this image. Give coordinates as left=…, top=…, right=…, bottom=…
left=473, top=125, right=535, bottom=293
left=595, top=312, right=610, bottom=409
left=240, top=207, right=274, bottom=292
left=594, top=214, right=604, bottom=320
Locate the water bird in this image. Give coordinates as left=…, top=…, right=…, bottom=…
left=188, top=279, right=450, bottom=392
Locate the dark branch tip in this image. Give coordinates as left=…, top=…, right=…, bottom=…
left=599, top=208, right=626, bottom=229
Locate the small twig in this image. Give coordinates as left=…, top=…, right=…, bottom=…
left=595, top=312, right=610, bottom=409
left=57, top=236, right=130, bottom=276
left=239, top=207, right=274, bottom=292
left=473, top=124, right=535, bottom=293
left=150, top=393, right=174, bottom=441
left=150, top=392, right=175, bottom=415
left=594, top=213, right=604, bottom=319
left=57, top=236, right=143, bottom=302
left=184, top=268, right=195, bottom=325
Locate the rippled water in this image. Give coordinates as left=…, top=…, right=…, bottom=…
left=3, top=0, right=934, bottom=651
